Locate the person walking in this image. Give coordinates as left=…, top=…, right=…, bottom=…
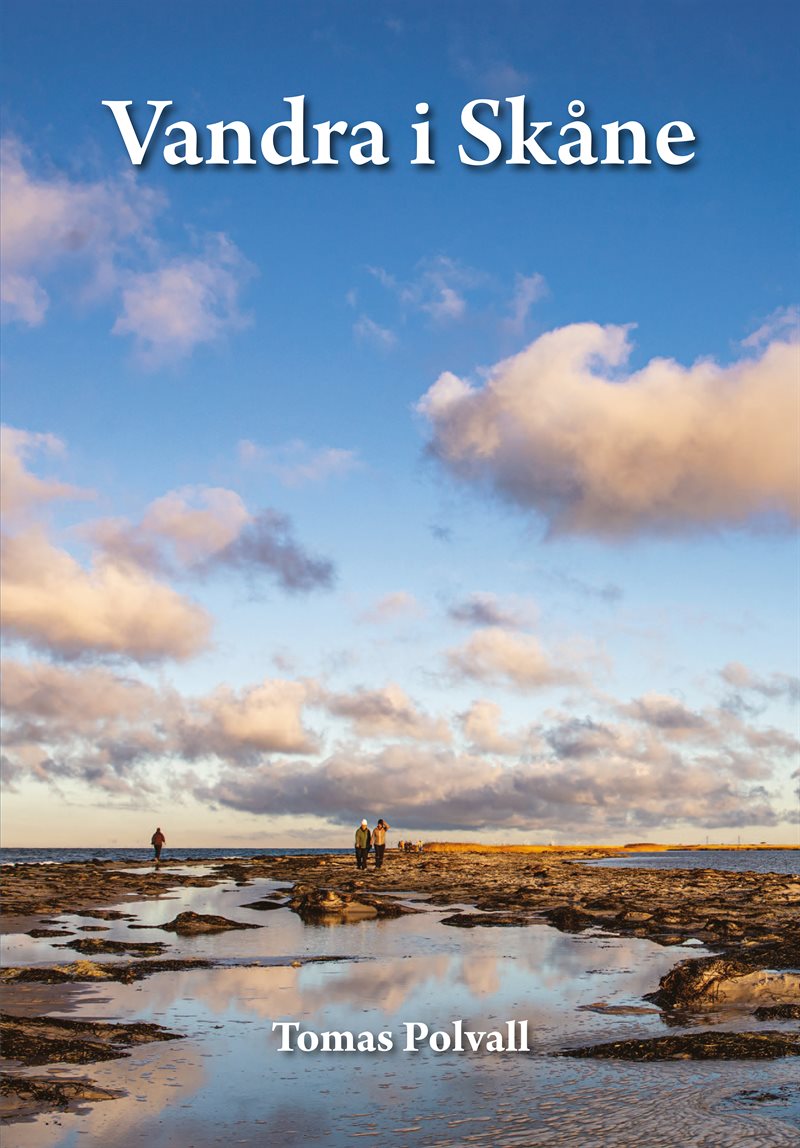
left=372, top=818, right=389, bottom=868
left=151, top=827, right=166, bottom=862
left=354, top=819, right=371, bottom=870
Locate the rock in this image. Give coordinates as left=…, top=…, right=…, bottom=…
left=289, top=886, right=416, bottom=923
left=75, top=910, right=136, bottom=921
left=544, top=906, right=597, bottom=932
left=240, top=899, right=285, bottom=911
left=0, top=1074, right=121, bottom=1118
left=0, top=1012, right=183, bottom=1067
left=645, top=942, right=800, bottom=1009
left=0, top=958, right=214, bottom=985
left=440, top=912, right=532, bottom=928
left=54, top=938, right=168, bottom=957
left=291, top=889, right=378, bottom=921
left=158, top=911, right=261, bottom=934
left=753, top=1003, right=800, bottom=1020
left=562, top=1030, right=800, bottom=1060
left=615, top=909, right=653, bottom=924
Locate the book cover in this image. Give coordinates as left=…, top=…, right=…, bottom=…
left=1, top=2, right=798, bottom=1145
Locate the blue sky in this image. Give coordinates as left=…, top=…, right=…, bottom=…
left=1, top=0, right=798, bottom=846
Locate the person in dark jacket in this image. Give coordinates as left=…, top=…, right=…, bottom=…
left=354, top=819, right=371, bottom=869
left=151, top=827, right=166, bottom=861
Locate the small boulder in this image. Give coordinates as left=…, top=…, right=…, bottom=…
left=157, top=912, right=261, bottom=935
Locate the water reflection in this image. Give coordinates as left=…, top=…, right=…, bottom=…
left=4, top=879, right=799, bottom=1147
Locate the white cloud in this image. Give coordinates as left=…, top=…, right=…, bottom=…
left=323, top=683, right=451, bottom=743
left=447, top=627, right=580, bottom=689
left=368, top=255, right=482, bottom=325
left=2, top=426, right=210, bottom=663
left=418, top=322, right=799, bottom=537
left=504, top=272, right=547, bottom=335
left=721, top=661, right=800, bottom=703
left=0, top=426, right=89, bottom=520
left=353, top=314, right=397, bottom=348
left=617, top=693, right=710, bottom=739
left=112, top=234, right=253, bottom=365
left=1, top=528, right=211, bottom=662
left=741, top=305, right=799, bottom=349
left=459, top=699, right=534, bottom=755
left=196, top=736, right=787, bottom=833
left=2, top=427, right=335, bottom=666
left=199, top=679, right=319, bottom=755
left=91, top=486, right=335, bottom=592
left=237, top=439, right=360, bottom=485
left=359, top=591, right=423, bottom=625
left=0, top=138, right=161, bottom=326
left=1, top=660, right=319, bottom=792
left=1, top=141, right=253, bottom=365
left=142, top=486, right=250, bottom=563
left=3, top=656, right=795, bottom=834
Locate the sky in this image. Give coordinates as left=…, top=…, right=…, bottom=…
left=1, top=0, right=798, bottom=847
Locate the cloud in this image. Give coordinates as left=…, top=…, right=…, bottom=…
left=741, top=305, right=799, bottom=349
left=237, top=439, right=360, bottom=486
left=2, top=429, right=333, bottom=667
left=142, top=486, right=250, bottom=564
left=368, top=256, right=482, bottom=324
left=450, top=42, right=530, bottom=93
left=618, top=693, right=710, bottom=738
left=446, top=627, right=580, bottom=690
left=359, top=591, right=422, bottom=625
left=1, top=432, right=212, bottom=662
left=1, top=140, right=253, bottom=365
left=428, top=529, right=452, bottom=550
left=323, top=684, right=451, bottom=743
left=4, top=657, right=793, bottom=833
left=1, top=660, right=319, bottom=790
left=614, top=694, right=799, bottom=760
left=459, top=699, right=535, bottom=755
left=0, top=426, right=89, bottom=520
left=112, top=234, right=253, bottom=365
left=544, top=716, right=626, bottom=760
left=197, top=679, right=319, bottom=756
left=0, top=138, right=161, bottom=326
left=533, top=565, right=623, bottom=604
left=93, top=488, right=335, bottom=593
left=195, top=737, right=786, bottom=833
left=418, top=323, right=799, bottom=537
left=504, top=272, right=547, bottom=336
left=209, top=510, right=334, bottom=592
left=720, top=662, right=800, bottom=704
left=353, top=314, right=397, bottom=349
left=1, top=528, right=211, bottom=662
left=448, top=592, right=535, bottom=629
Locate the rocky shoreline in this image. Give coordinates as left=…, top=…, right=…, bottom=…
left=2, top=848, right=798, bottom=1119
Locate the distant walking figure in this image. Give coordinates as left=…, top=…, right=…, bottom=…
left=151, top=827, right=166, bottom=862
left=372, top=819, right=390, bottom=869
left=354, top=819, right=371, bottom=870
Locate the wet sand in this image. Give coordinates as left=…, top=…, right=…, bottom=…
left=2, top=848, right=798, bottom=1138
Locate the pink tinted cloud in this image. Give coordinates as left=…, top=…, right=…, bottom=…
left=1, top=528, right=211, bottom=661
left=419, top=323, right=799, bottom=536
left=446, top=627, right=581, bottom=690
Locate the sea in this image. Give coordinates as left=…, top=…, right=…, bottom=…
left=574, top=848, right=799, bottom=875
left=1, top=845, right=798, bottom=874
